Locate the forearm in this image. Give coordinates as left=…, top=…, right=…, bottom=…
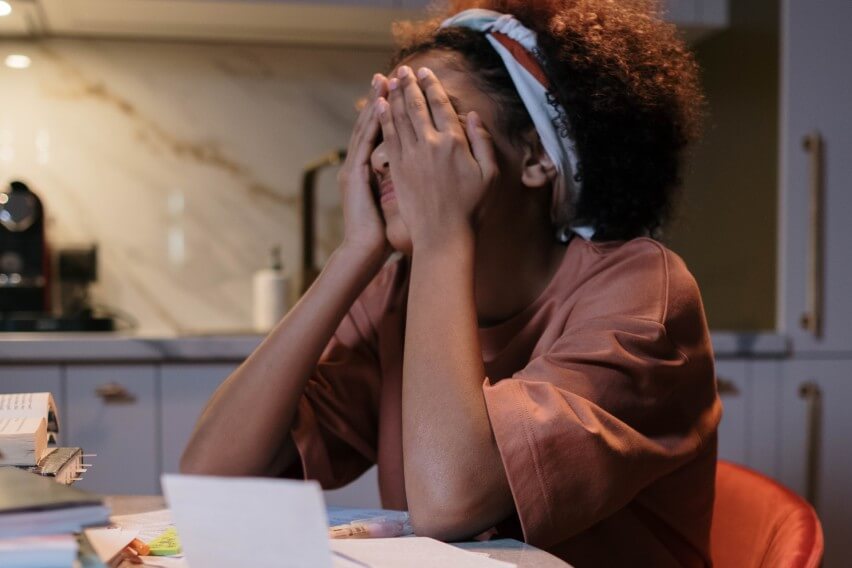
left=402, top=234, right=512, bottom=540
left=181, top=245, right=385, bottom=476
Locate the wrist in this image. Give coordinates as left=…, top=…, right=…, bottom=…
left=335, top=240, right=388, bottom=276
left=411, top=224, right=475, bottom=257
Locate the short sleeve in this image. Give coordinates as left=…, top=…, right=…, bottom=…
left=285, top=296, right=383, bottom=490
left=482, top=244, right=721, bottom=549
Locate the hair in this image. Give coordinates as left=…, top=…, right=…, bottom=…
left=390, top=0, right=704, bottom=240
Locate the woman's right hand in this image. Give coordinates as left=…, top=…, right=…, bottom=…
left=338, top=73, right=390, bottom=263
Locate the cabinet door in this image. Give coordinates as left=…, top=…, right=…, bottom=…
left=65, top=365, right=159, bottom=495
left=160, top=363, right=236, bottom=474
left=714, top=359, right=749, bottom=465
left=780, top=359, right=852, bottom=568
left=780, top=0, right=852, bottom=352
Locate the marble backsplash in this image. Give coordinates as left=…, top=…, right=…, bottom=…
left=0, top=38, right=392, bottom=334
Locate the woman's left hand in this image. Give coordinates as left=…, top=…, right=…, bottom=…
left=377, top=65, right=498, bottom=251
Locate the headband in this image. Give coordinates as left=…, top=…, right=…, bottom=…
left=440, top=9, right=594, bottom=241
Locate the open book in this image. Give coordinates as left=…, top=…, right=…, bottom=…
left=0, top=393, right=59, bottom=466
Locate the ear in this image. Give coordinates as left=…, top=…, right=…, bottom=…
left=519, top=129, right=558, bottom=189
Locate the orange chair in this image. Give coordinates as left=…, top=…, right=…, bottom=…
left=711, top=460, right=824, bottom=568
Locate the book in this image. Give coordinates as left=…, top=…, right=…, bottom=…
left=0, top=393, right=59, bottom=466
left=0, top=467, right=109, bottom=539
left=0, top=534, right=78, bottom=568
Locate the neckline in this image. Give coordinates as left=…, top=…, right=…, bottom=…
left=477, top=236, right=576, bottom=344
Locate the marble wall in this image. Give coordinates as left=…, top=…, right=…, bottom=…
left=0, top=38, right=392, bottom=334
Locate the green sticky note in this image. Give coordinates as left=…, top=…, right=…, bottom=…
left=147, top=527, right=182, bottom=556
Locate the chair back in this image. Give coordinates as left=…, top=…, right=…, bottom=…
left=711, top=460, right=823, bottom=568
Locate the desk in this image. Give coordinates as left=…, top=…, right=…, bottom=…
left=105, top=496, right=572, bottom=568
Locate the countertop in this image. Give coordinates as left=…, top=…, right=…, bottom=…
left=0, top=331, right=789, bottom=363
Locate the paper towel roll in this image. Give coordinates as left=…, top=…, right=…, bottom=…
left=252, top=268, right=290, bottom=332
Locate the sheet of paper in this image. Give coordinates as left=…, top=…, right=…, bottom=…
left=0, top=393, right=49, bottom=417
left=111, top=509, right=176, bottom=543
left=330, top=537, right=516, bottom=568
left=84, top=527, right=138, bottom=563
left=162, top=474, right=332, bottom=568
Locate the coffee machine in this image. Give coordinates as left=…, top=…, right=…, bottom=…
left=0, top=180, right=115, bottom=331
left=0, top=180, right=49, bottom=314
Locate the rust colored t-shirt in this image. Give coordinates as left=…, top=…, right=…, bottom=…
left=287, top=236, right=721, bottom=567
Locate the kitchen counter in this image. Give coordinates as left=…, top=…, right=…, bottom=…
left=0, top=331, right=789, bottom=363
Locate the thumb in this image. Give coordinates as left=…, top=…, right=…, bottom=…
left=466, top=111, right=497, bottom=182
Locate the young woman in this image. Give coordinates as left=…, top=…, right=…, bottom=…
left=182, top=1, right=721, bottom=565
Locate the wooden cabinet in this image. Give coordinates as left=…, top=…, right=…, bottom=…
left=65, top=365, right=159, bottom=495
left=159, top=363, right=236, bottom=474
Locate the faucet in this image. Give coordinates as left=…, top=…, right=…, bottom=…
left=301, top=149, right=347, bottom=294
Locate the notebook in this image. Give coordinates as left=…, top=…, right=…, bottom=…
left=0, top=467, right=109, bottom=538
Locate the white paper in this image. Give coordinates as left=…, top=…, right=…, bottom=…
left=161, top=474, right=332, bottom=568
left=83, top=527, right=138, bottom=562
left=0, top=393, right=49, bottom=416
left=111, top=509, right=177, bottom=544
left=331, top=537, right=516, bottom=568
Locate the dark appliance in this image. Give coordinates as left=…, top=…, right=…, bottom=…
left=0, top=180, right=49, bottom=313
left=0, top=180, right=115, bottom=332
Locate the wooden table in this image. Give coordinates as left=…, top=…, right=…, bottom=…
left=105, top=496, right=572, bottom=568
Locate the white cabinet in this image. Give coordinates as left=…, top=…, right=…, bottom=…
left=778, top=360, right=852, bottom=568
left=714, top=359, right=749, bottom=465
left=19, top=0, right=728, bottom=45
left=160, top=363, right=236, bottom=474
left=65, top=365, right=159, bottom=495
left=779, top=0, right=852, bottom=353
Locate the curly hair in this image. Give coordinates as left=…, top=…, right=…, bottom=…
left=390, top=0, right=704, bottom=240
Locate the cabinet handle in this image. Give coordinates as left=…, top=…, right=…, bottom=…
left=95, top=382, right=137, bottom=404
left=799, top=132, right=824, bottom=337
left=798, top=381, right=822, bottom=506
left=716, top=377, right=739, bottom=396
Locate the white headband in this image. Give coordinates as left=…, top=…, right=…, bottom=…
left=440, top=9, right=594, bottom=241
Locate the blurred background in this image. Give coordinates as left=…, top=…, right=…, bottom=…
left=0, top=0, right=849, bottom=565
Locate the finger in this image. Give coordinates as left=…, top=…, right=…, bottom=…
left=349, top=99, right=384, bottom=165
left=397, top=65, right=434, bottom=139
left=466, top=111, right=498, bottom=181
left=349, top=75, right=388, bottom=159
left=416, top=67, right=462, bottom=133
left=377, top=97, right=401, bottom=160
left=388, top=76, right=418, bottom=146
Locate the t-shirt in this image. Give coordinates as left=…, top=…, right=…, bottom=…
left=286, top=236, right=722, bottom=567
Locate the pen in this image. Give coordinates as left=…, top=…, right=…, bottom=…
left=328, top=513, right=413, bottom=539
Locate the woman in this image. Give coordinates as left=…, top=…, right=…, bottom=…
left=182, top=1, right=721, bottom=565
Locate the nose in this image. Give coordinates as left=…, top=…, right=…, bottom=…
left=370, top=139, right=390, bottom=179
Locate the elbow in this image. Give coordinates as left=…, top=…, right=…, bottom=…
left=407, top=491, right=499, bottom=542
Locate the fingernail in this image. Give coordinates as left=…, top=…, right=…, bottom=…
left=371, top=74, right=380, bottom=91
left=388, top=78, right=399, bottom=91
left=416, top=67, right=429, bottom=80
left=377, top=99, right=389, bottom=114
left=398, top=66, right=410, bottom=78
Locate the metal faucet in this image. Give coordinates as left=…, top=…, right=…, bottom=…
left=301, top=149, right=347, bottom=294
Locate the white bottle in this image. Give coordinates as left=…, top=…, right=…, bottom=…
left=252, top=246, right=290, bottom=333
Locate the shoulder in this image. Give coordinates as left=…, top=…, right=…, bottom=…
left=568, top=237, right=703, bottom=329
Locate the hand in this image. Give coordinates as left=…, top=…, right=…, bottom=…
left=338, top=73, right=392, bottom=263
left=377, top=65, right=498, bottom=251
